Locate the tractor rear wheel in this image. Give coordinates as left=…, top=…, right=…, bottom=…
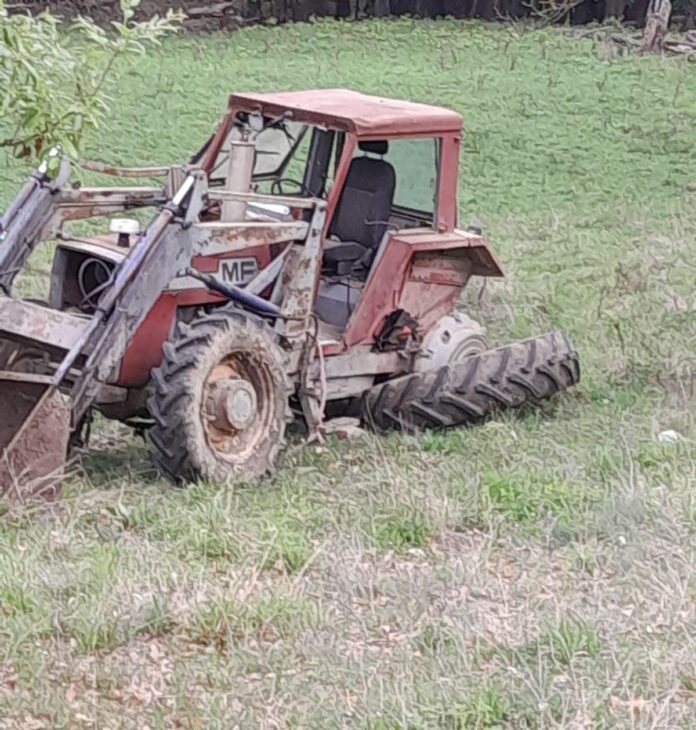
left=148, top=308, right=291, bottom=485
left=363, top=330, right=579, bottom=433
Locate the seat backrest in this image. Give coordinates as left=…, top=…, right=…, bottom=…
left=329, top=148, right=396, bottom=250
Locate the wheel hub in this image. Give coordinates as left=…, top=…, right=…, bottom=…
left=207, top=377, right=257, bottom=431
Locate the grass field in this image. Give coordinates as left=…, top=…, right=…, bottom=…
left=1, top=18, right=695, bottom=729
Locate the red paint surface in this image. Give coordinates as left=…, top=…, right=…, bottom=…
left=117, top=295, right=177, bottom=387
left=191, top=245, right=271, bottom=273
left=117, top=248, right=272, bottom=385
left=343, top=230, right=504, bottom=349
left=228, top=89, right=463, bottom=137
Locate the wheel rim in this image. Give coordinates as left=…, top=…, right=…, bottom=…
left=450, top=335, right=487, bottom=363
left=202, top=351, right=276, bottom=464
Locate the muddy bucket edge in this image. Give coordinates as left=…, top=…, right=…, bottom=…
left=0, top=372, right=71, bottom=502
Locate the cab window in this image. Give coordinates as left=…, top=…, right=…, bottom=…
left=349, top=137, right=440, bottom=228
left=387, top=138, right=439, bottom=219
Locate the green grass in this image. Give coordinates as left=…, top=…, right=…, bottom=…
left=189, top=594, right=319, bottom=650
left=372, top=514, right=432, bottom=552
left=442, top=686, right=510, bottom=729
left=515, top=616, right=603, bottom=668
left=1, top=18, right=695, bottom=728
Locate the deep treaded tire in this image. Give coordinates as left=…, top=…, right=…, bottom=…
left=363, top=331, right=579, bottom=433
left=148, top=308, right=291, bottom=485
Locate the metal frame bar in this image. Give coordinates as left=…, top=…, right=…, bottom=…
left=209, top=189, right=319, bottom=210
left=78, top=160, right=173, bottom=178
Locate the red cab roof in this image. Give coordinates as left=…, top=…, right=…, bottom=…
left=228, top=88, right=463, bottom=137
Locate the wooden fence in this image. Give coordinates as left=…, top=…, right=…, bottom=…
left=8, top=0, right=696, bottom=31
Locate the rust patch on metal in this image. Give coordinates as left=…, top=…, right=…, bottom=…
left=78, top=160, right=171, bottom=178
left=0, top=296, right=88, bottom=351
left=195, top=220, right=308, bottom=256
left=408, top=252, right=473, bottom=286
left=0, top=373, right=71, bottom=501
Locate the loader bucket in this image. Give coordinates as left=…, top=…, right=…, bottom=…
left=0, top=373, right=71, bottom=502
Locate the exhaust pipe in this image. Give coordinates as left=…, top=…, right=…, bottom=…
left=0, top=373, right=71, bottom=502
left=221, top=139, right=255, bottom=222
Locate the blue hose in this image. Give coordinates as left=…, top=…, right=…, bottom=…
left=186, top=269, right=281, bottom=317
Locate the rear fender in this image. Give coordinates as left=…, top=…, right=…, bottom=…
left=343, top=229, right=503, bottom=348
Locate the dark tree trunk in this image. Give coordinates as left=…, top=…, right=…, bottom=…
left=625, top=0, right=651, bottom=25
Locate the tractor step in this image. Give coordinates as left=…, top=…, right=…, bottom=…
left=362, top=331, right=580, bottom=433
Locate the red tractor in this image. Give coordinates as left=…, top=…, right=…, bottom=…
left=0, top=89, right=579, bottom=498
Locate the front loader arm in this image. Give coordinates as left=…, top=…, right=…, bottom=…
left=0, top=155, right=70, bottom=294
left=0, top=154, right=168, bottom=294
left=68, top=171, right=208, bottom=420
left=43, top=187, right=166, bottom=238
left=0, top=171, right=207, bottom=498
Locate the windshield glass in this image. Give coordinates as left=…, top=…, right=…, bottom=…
left=210, top=119, right=310, bottom=185
left=211, top=116, right=341, bottom=200
left=253, top=121, right=309, bottom=177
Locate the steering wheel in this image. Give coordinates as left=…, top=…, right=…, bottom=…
left=271, top=178, right=312, bottom=196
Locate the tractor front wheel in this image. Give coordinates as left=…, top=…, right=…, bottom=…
left=148, top=308, right=291, bottom=485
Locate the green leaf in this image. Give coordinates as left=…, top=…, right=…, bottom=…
left=61, top=138, right=79, bottom=160
left=0, top=0, right=181, bottom=161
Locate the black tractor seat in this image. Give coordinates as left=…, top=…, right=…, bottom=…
left=322, top=140, right=396, bottom=278
left=322, top=239, right=372, bottom=277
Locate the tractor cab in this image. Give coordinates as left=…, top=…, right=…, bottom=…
left=202, top=89, right=476, bottom=335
